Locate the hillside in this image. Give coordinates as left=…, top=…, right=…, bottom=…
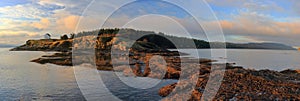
left=10, top=39, right=72, bottom=51
left=10, top=28, right=296, bottom=51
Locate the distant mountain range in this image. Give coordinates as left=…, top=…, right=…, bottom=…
left=211, top=42, right=296, bottom=50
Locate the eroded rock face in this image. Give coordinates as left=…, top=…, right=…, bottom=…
left=159, top=66, right=300, bottom=101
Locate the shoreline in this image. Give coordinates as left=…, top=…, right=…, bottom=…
left=10, top=48, right=300, bottom=100
left=9, top=34, right=300, bottom=100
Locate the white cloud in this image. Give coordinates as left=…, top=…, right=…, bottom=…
left=1, top=0, right=300, bottom=46
left=243, top=1, right=284, bottom=13
left=206, top=0, right=246, bottom=7
left=0, top=3, right=64, bottom=19
left=289, top=0, right=300, bottom=15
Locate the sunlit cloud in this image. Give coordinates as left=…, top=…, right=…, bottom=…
left=31, top=18, right=51, bottom=29
left=56, top=15, right=80, bottom=32
left=220, top=11, right=300, bottom=35
left=0, top=0, right=300, bottom=46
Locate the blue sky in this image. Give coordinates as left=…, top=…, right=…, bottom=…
left=0, top=0, right=30, bottom=7
left=0, top=0, right=300, bottom=46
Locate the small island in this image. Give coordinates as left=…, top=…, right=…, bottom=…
left=11, top=28, right=300, bottom=100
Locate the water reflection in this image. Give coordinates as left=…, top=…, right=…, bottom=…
left=0, top=48, right=85, bottom=100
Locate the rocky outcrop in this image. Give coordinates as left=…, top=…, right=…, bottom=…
left=30, top=52, right=72, bottom=66
left=159, top=66, right=300, bottom=100
left=10, top=39, right=72, bottom=52
left=10, top=28, right=300, bottom=100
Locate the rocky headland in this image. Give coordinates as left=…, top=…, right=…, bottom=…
left=10, top=28, right=300, bottom=100
left=10, top=39, right=73, bottom=52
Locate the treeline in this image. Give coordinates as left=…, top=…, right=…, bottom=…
left=75, top=28, right=121, bottom=37
left=62, top=28, right=294, bottom=50
left=70, top=28, right=211, bottom=49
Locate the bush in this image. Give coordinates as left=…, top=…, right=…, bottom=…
left=60, top=34, right=68, bottom=40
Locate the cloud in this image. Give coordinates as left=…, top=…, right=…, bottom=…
left=207, top=10, right=300, bottom=45
left=55, top=15, right=80, bottom=32
left=123, top=15, right=190, bottom=37
left=39, top=0, right=88, bottom=15
left=0, top=1, right=67, bottom=44
left=219, top=11, right=300, bottom=35
left=206, top=0, right=246, bottom=7
left=0, top=32, right=37, bottom=38
left=289, top=0, right=300, bottom=15
left=0, top=18, right=41, bottom=32
left=243, top=1, right=283, bottom=12
left=0, top=31, right=41, bottom=45
left=226, top=35, right=264, bottom=43
left=31, top=18, right=51, bottom=29
left=203, top=0, right=300, bottom=45
left=0, top=3, right=64, bottom=20
left=207, top=0, right=288, bottom=19
left=1, top=0, right=300, bottom=46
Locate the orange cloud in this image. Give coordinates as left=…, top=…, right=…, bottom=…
left=56, top=15, right=80, bottom=32
left=219, top=20, right=233, bottom=29
left=32, top=18, right=50, bottom=29
left=275, top=22, right=300, bottom=34
left=217, top=17, right=300, bottom=36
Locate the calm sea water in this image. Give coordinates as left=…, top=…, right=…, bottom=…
left=176, top=49, right=300, bottom=71
left=0, top=48, right=176, bottom=101
left=0, top=48, right=85, bottom=100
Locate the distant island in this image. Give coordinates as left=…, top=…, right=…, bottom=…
left=10, top=28, right=296, bottom=52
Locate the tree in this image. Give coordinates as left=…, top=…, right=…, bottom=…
left=60, top=34, right=68, bottom=40
left=44, top=33, right=51, bottom=39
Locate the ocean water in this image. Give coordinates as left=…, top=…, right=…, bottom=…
left=175, top=49, right=300, bottom=71
left=0, top=48, right=85, bottom=100
left=0, top=48, right=177, bottom=100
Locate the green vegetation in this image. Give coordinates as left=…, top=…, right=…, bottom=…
left=73, top=28, right=295, bottom=50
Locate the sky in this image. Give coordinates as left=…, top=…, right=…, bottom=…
left=0, top=0, right=300, bottom=46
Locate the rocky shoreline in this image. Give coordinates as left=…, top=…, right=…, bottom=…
left=159, top=66, right=300, bottom=100
left=24, top=49, right=300, bottom=100
left=9, top=28, right=300, bottom=100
